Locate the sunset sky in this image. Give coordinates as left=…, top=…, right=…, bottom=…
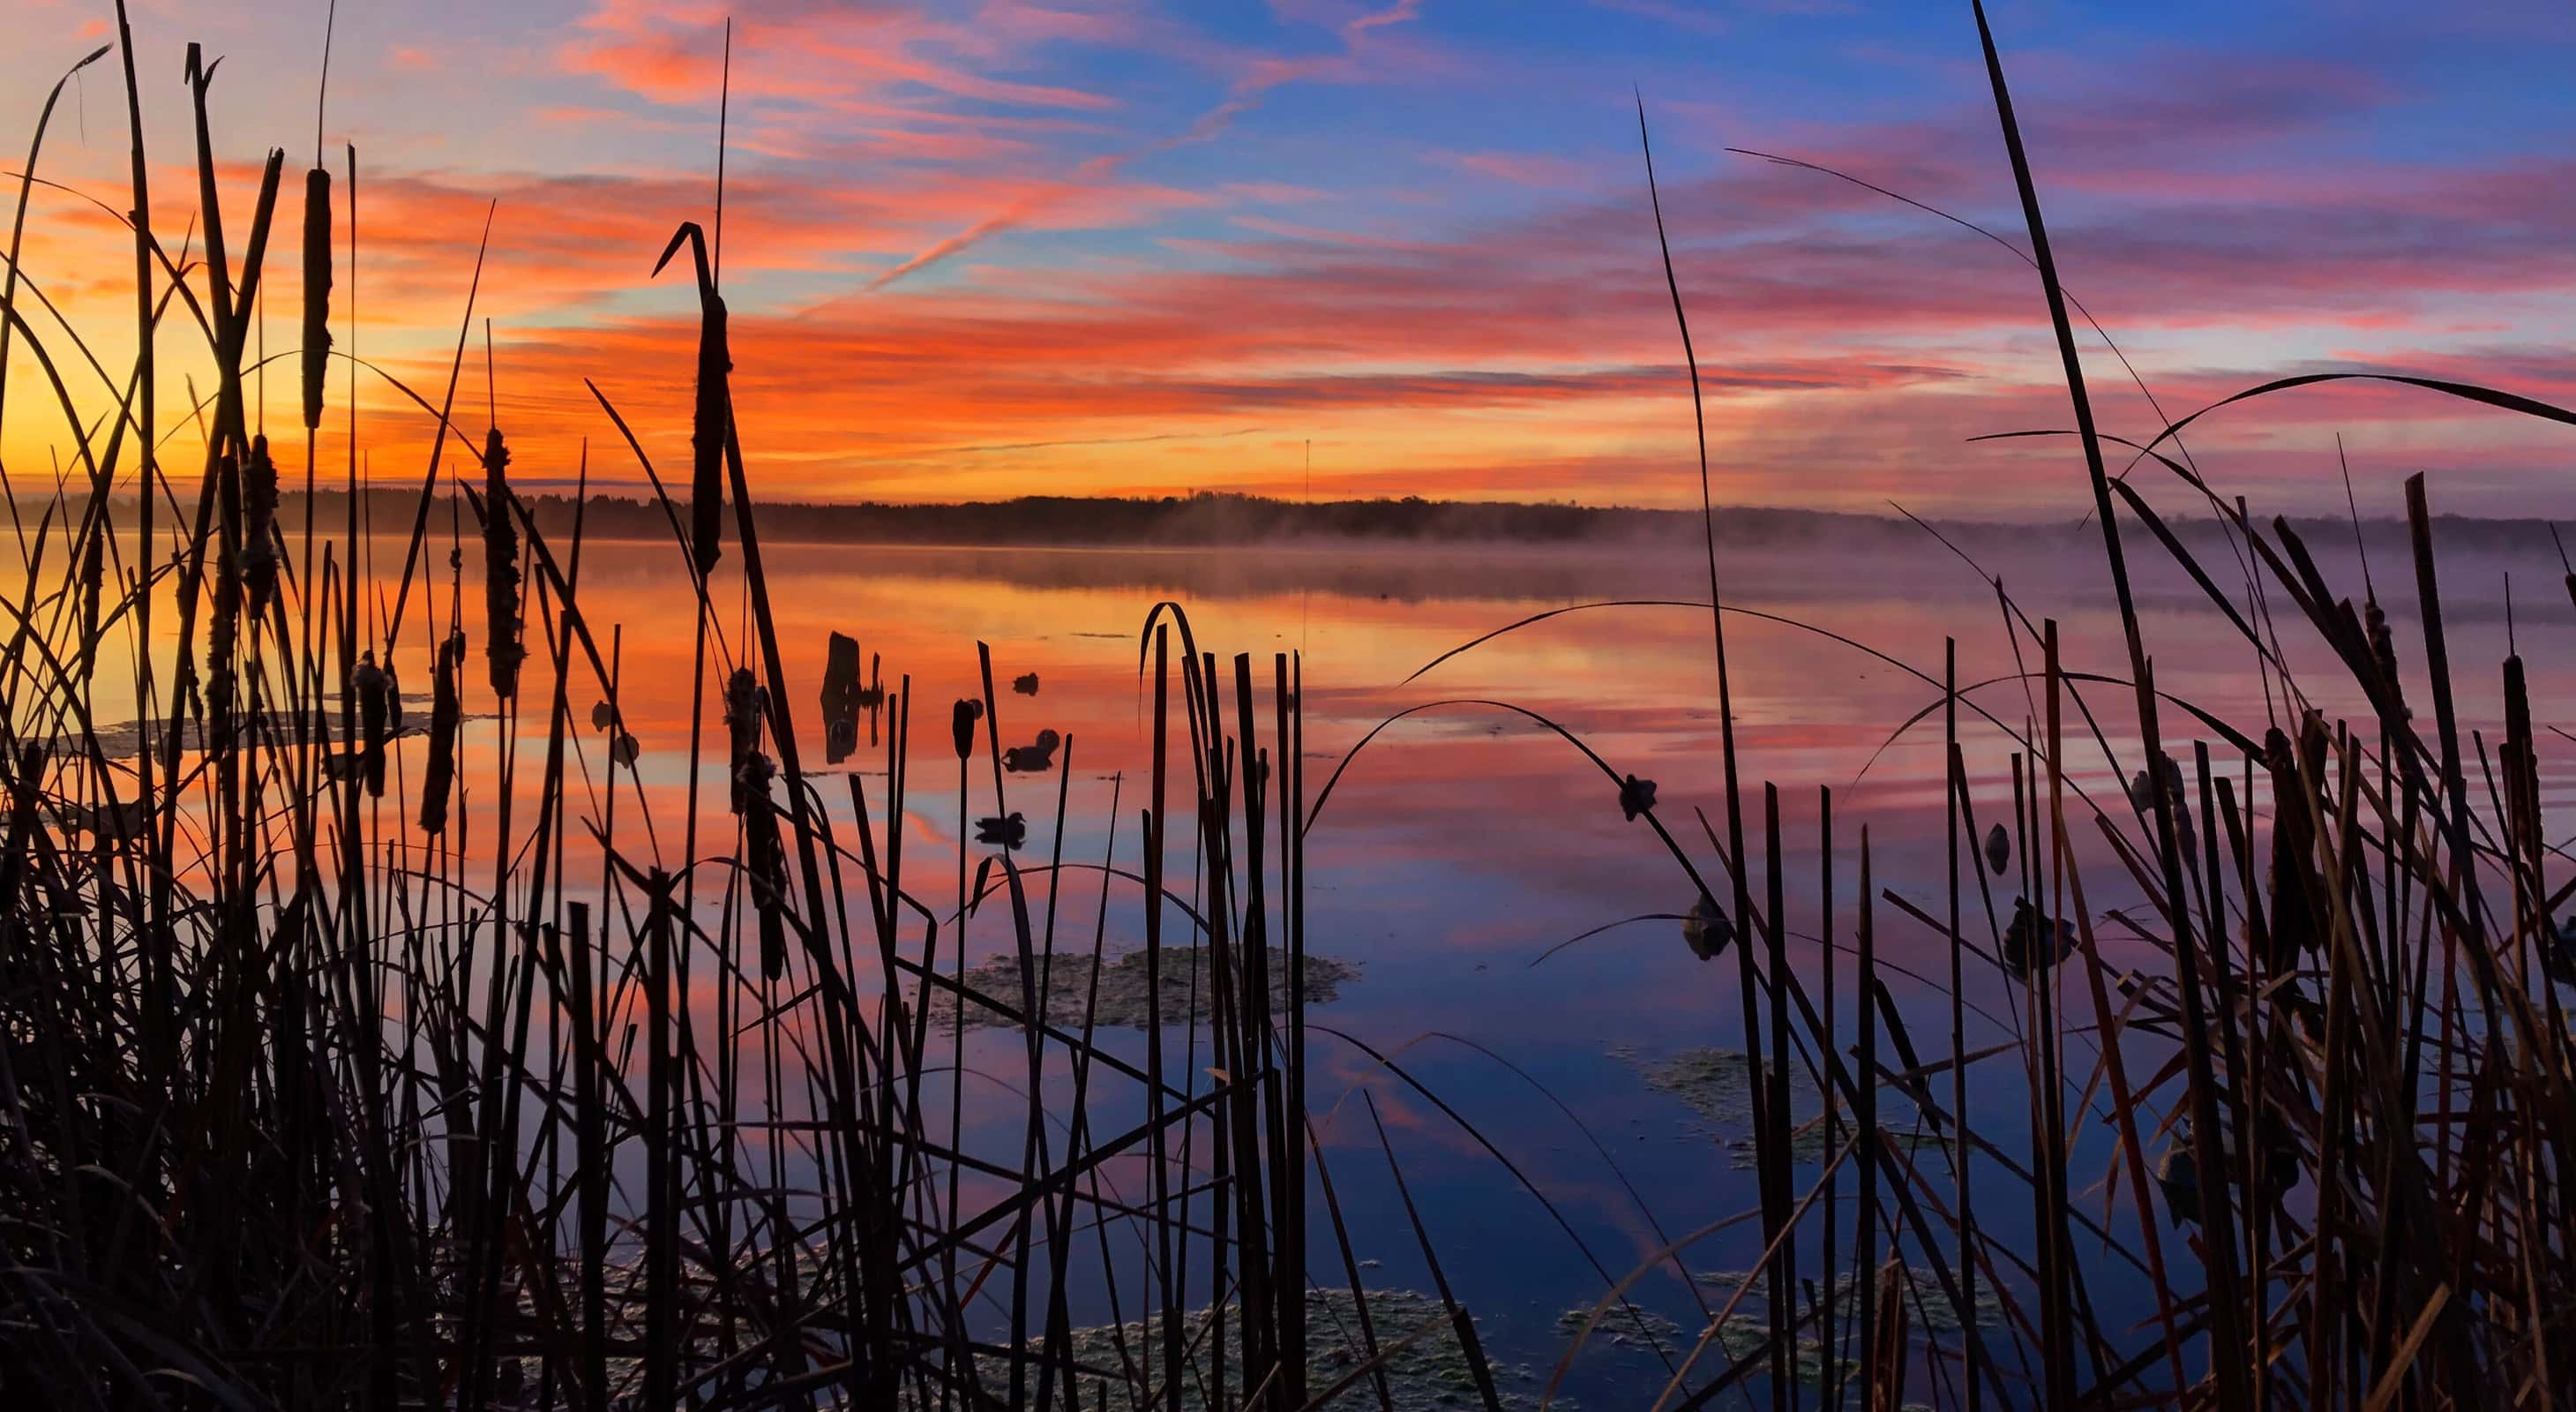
left=8, top=0, right=2576, bottom=516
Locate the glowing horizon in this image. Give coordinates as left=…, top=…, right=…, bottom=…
left=7, top=0, right=2576, bottom=520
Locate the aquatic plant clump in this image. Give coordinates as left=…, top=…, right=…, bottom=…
left=932, top=1288, right=1536, bottom=1412
left=947, top=945, right=1358, bottom=1032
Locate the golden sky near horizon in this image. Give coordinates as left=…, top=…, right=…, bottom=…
left=6, top=0, right=2576, bottom=518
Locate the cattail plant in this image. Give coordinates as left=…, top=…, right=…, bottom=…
left=353, top=650, right=389, bottom=798
left=651, top=222, right=727, bottom=578
left=302, top=166, right=330, bottom=432
left=481, top=427, right=522, bottom=697
left=2261, top=716, right=2325, bottom=970
left=77, top=520, right=103, bottom=656
left=723, top=665, right=766, bottom=813
left=207, top=447, right=243, bottom=754
left=242, top=432, right=281, bottom=615
left=420, top=626, right=462, bottom=834
left=742, top=748, right=789, bottom=980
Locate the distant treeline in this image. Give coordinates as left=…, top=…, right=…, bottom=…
left=97, top=488, right=2576, bottom=552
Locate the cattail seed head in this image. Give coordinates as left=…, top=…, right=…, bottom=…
left=481, top=427, right=523, bottom=697
left=740, top=749, right=789, bottom=979
left=420, top=627, right=465, bottom=835
left=691, top=289, right=730, bottom=580
left=354, top=650, right=390, bottom=798
left=243, top=433, right=281, bottom=616
left=301, top=167, right=332, bottom=432
left=724, top=668, right=768, bottom=813
left=209, top=448, right=243, bottom=753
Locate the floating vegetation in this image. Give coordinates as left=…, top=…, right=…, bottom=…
left=916, top=1288, right=1532, bottom=1412
left=945, top=945, right=1355, bottom=1032
left=1554, top=1302, right=1692, bottom=1359
left=1613, top=1046, right=1932, bottom=1169
left=1560, top=1299, right=1846, bottom=1388
left=1613, top=1046, right=1815, bottom=1130
left=1696, top=1265, right=2005, bottom=1335
left=44, top=693, right=477, bottom=766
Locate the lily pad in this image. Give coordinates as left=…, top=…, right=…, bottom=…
left=944, top=945, right=1357, bottom=1032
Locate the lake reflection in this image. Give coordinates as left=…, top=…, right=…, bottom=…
left=41, top=519, right=2569, bottom=1401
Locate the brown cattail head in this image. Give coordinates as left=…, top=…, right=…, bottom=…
left=301, top=166, right=332, bottom=432
left=691, top=288, right=730, bottom=581
left=2363, top=594, right=2400, bottom=704
left=482, top=427, right=523, bottom=697
left=739, top=749, right=789, bottom=979
left=951, top=698, right=982, bottom=762
left=652, top=222, right=727, bottom=579
left=724, top=667, right=767, bottom=813
left=78, top=522, right=104, bottom=647
left=2262, top=716, right=2328, bottom=970
left=242, top=433, right=281, bottom=616
left=420, top=627, right=465, bottom=835
left=209, top=447, right=243, bottom=754
left=354, top=650, right=390, bottom=798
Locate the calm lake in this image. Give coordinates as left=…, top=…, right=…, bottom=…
left=45, top=518, right=2569, bottom=1401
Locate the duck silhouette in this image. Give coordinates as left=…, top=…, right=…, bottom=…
left=1002, top=729, right=1060, bottom=774
left=1681, top=893, right=1734, bottom=962
left=975, top=812, right=1029, bottom=850
left=2156, top=1120, right=2299, bottom=1227
left=820, top=632, right=863, bottom=763
left=2002, top=898, right=2076, bottom=979
left=2544, top=915, right=2576, bottom=986
left=2129, top=755, right=2195, bottom=855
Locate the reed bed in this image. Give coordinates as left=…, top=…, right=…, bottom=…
left=1, top=6, right=2571, bottom=1409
